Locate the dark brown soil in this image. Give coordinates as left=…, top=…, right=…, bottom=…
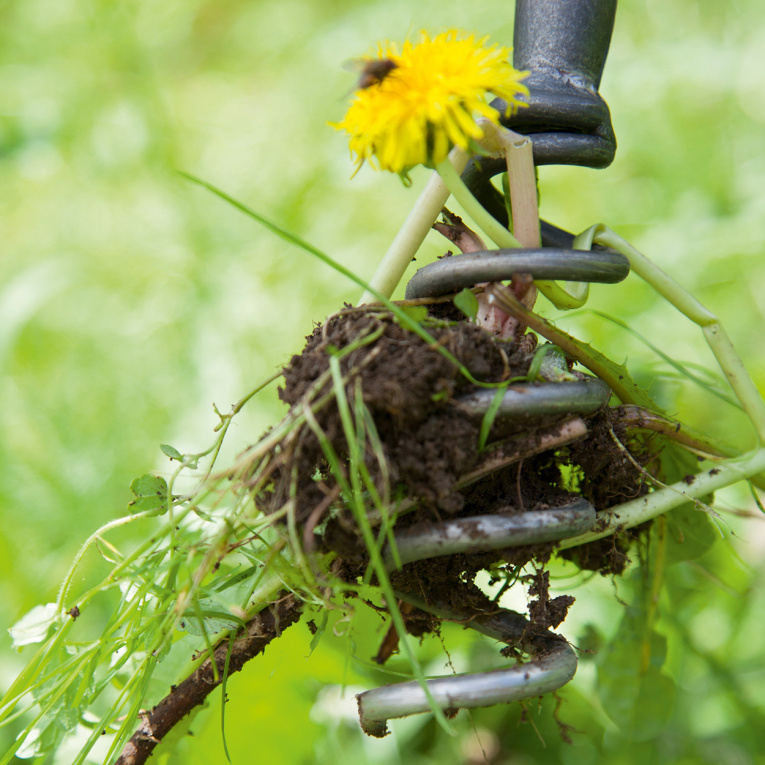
left=526, top=569, right=575, bottom=630
left=266, top=307, right=651, bottom=648
left=274, top=309, right=532, bottom=522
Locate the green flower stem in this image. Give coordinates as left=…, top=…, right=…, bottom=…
left=502, top=131, right=539, bottom=247
left=437, top=136, right=587, bottom=310
left=558, top=447, right=765, bottom=549
left=435, top=154, right=521, bottom=250
left=498, top=129, right=587, bottom=310
left=589, top=224, right=765, bottom=444
left=55, top=510, right=159, bottom=611
left=359, top=147, right=470, bottom=304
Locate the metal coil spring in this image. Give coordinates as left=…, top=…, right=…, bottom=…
left=355, top=222, right=630, bottom=736
left=355, top=0, right=621, bottom=735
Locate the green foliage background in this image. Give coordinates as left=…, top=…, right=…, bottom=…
left=2, top=0, right=765, bottom=762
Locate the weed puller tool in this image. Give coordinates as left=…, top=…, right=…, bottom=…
left=355, top=0, right=625, bottom=735
left=112, top=5, right=765, bottom=754
left=351, top=0, right=765, bottom=735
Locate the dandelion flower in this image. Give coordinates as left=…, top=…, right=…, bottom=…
left=334, top=31, right=529, bottom=175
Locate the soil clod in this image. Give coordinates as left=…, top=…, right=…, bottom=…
left=266, top=308, right=652, bottom=639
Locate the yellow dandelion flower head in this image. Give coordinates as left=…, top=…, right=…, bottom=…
left=333, top=30, right=529, bottom=176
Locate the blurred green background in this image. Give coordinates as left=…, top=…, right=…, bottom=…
left=2, top=0, right=765, bottom=763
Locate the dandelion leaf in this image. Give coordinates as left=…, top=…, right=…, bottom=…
left=660, top=440, right=717, bottom=562
left=597, top=604, right=676, bottom=741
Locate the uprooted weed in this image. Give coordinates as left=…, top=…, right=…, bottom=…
left=241, top=307, right=654, bottom=636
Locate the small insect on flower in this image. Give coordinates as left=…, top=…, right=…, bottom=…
left=333, top=31, right=529, bottom=177
left=344, top=57, right=399, bottom=91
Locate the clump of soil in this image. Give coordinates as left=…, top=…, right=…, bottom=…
left=264, top=307, right=650, bottom=638
left=274, top=309, right=532, bottom=521
left=526, top=569, right=575, bottom=631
